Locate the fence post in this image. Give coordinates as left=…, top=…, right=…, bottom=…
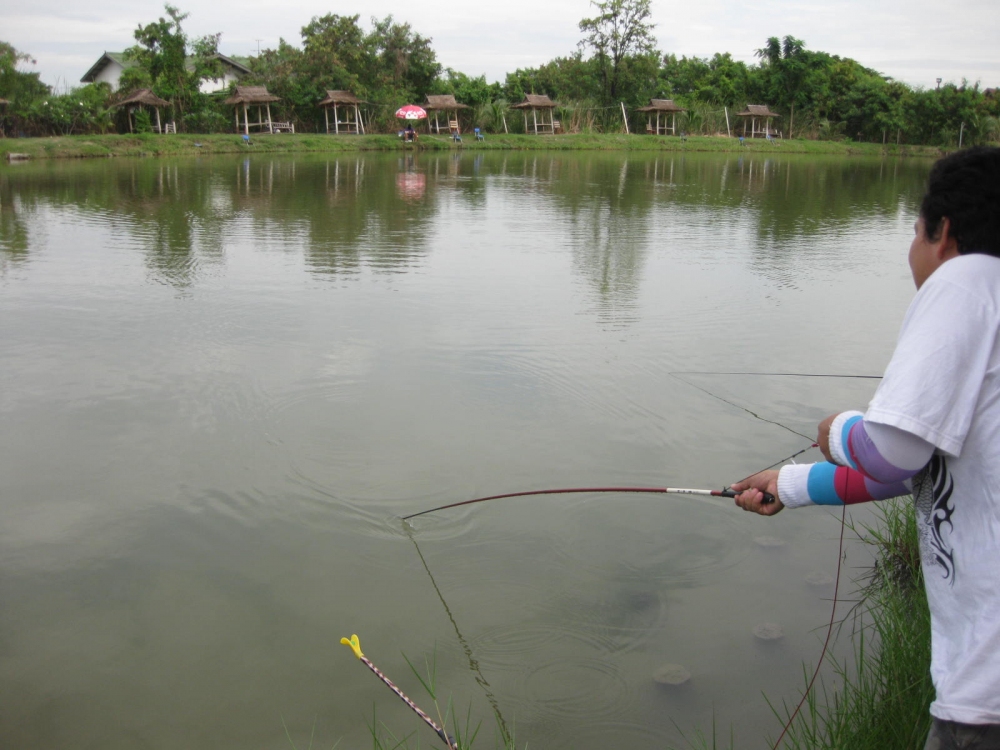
left=724, top=106, right=731, bottom=138
left=959, top=122, right=965, bottom=148
left=620, top=102, right=630, bottom=134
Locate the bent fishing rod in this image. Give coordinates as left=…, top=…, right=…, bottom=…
left=402, top=442, right=821, bottom=520
left=403, top=485, right=774, bottom=520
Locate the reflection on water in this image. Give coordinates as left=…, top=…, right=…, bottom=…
left=0, top=151, right=931, bottom=749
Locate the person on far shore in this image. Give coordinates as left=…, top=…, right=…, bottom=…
left=733, top=147, right=1000, bottom=750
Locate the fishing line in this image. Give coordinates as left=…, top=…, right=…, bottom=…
left=402, top=522, right=512, bottom=745
left=671, top=371, right=882, bottom=379
left=770, top=503, right=847, bottom=750
left=669, top=372, right=815, bottom=442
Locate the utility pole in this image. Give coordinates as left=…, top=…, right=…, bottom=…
left=255, top=39, right=263, bottom=57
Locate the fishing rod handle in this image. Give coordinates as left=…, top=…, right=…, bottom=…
left=719, top=488, right=776, bottom=505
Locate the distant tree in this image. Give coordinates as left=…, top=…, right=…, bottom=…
left=435, top=70, right=501, bottom=106
left=367, top=15, right=441, bottom=99
left=578, top=0, right=657, bottom=103
left=125, top=5, right=222, bottom=115
left=0, top=41, right=48, bottom=104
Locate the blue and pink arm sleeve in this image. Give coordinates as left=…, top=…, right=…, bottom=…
left=777, top=410, right=934, bottom=509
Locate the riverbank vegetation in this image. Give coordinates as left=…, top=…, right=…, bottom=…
left=0, top=132, right=952, bottom=161
left=776, top=499, right=933, bottom=749
left=2, top=1, right=998, bottom=147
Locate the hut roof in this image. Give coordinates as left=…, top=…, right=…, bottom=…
left=318, top=90, right=363, bottom=106
left=636, top=98, right=685, bottom=113
left=511, top=94, right=557, bottom=110
left=424, top=94, right=470, bottom=110
left=114, top=88, right=170, bottom=108
left=224, top=86, right=280, bottom=105
left=737, top=104, right=781, bottom=118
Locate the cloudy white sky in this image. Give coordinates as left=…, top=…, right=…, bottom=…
left=3, top=0, right=999, bottom=92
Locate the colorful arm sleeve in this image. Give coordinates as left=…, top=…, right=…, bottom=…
left=828, top=411, right=934, bottom=484
left=777, top=462, right=910, bottom=509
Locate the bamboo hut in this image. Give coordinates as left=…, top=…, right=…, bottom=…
left=423, top=95, right=470, bottom=134
left=511, top=94, right=559, bottom=135
left=636, top=99, right=686, bottom=136
left=224, top=86, right=287, bottom=135
left=737, top=104, right=781, bottom=138
left=318, top=90, right=364, bottom=134
left=114, top=89, right=171, bottom=134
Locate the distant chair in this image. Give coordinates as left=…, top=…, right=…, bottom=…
left=164, top=122, right=176, bottom=134
left=452, top=131, right=462, bottom=143
left=475, top=128, right=484, bottom=141
left=739, top=136, right=746, bottom=147
left=766, top=133, right=780, bottom=145
left=680, top=131, right=687, bottom=142
left=242, top=134, right=251, bottom=146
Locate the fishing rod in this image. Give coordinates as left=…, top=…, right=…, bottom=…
left=403, top=485, right=774, bottom=521
left=402, top=440, right=822, bottom=521
left=340, top=634, right=458, bottom=750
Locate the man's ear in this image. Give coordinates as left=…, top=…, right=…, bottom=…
left=935, top=217, right=961, bottom=261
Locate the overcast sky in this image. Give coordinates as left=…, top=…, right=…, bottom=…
left=3, top=0, right=999, bottom=92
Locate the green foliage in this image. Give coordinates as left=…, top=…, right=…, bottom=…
left=126, top=5, right=189, bottom=102
left=435, top=70, right=501, bottom=107
left=182, top=106, right=229, bottom=133
left=244, top=14, right=442, bottom=133
left=133, top=108, right=153, bottom=133
left=0, top=41, right=48, bottom=105
left=5, top=13, right=1000, bottom=142
left=0, top=40, right=50, bottom=134
left=19, top=83, right=113, bottom=136
left=579, top=0, right=657, bottom=103
left=124, top=4, right=224, bottom=121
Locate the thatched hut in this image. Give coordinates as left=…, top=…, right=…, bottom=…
left=224, top=86, right=285, bottom=135
left=737, top=104, right=781, bottom=138
left=636, top=99, right=686, bottom=136
left=511, top=94, right=559, bottom=135
left=424, top=94, right=470, bottom=134
left=318, top=90, right=364, bottom=135
left=114, top=89, right=171, bottom=134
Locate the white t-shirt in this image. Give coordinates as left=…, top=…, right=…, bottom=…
left=867, top=252, right=1000, bottom=724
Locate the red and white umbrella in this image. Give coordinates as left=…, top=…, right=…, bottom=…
left=395, top=104, right=427, bottom=120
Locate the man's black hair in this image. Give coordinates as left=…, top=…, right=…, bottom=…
left=921, top=146, right=1000, bottom=257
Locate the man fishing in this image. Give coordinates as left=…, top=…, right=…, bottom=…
left=732, top=146, right=1000, bottom=749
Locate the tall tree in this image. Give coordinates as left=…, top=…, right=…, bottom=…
left=0, top=41, right=48, bottom=103
left=125, top=5, right=221, bottom=114
left=367, top=15, right=440, bottom=98
left=578, top=0, right=657, bottom=103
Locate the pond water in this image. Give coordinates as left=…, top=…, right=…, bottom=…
left=0, top=151, right=931, bottom=749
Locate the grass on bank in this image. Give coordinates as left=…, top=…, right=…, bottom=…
left=774, top=498, right=934, bottom=750
left=0, top=132, right=949, bottom=161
